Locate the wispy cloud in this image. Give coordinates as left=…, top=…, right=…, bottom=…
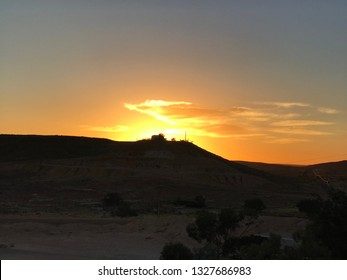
left=257, top=101, right=310, bottom=108
left=120, top=99, right=338, bottom=142
left=271, top=128, right=333, bottom=136
left=318, top=107, right=340, bottom=114
left=124, top=100, right=261, bottom=138
left=271, top=120, right=334, bottom=127
left=127, top=100, right=191, bottom=108
left=124, top=100, right=191, bottom=124
left=230, top=108, right=273, bottom=121
left=265, top=138, right=310, bottom=144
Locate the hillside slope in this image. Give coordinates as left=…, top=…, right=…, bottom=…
left=0, top=135, right=322, bottom=215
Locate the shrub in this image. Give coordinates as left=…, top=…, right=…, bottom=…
left=114, top=202, right=138, bottom=217
left=102, top=192, right=123, bottom=210
left=296, top=198, right=322, bottom=219
left=194, top=195, right=206, bottom=208
left=242, top=198, right=266, bottom=219
left=102, top=192, right=137, bottom=217
left=186, top=199, right=266, bottom=259
left=239, top=234, right=283, bottom=260
left=186, top=208, right=243, bottom=259
left=160, top=242, right=193, bottom=260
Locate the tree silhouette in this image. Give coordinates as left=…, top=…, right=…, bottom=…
left=186, top=199, right=266, bottom=259
left=239, top=198, right=266, bottom=236
left=186, top=208, right=243, bottom=259
left=295, top=190, right=347, bottom=259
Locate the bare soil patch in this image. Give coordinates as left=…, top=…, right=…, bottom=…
left=0, top=214, right=305, bottom=259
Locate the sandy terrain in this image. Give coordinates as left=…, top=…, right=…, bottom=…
left=0, top=214, right=305, bottom=260
left=0, top=214, right=197, bottom=259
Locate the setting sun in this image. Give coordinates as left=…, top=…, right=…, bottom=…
left=1, top=1, right=346, bottom=164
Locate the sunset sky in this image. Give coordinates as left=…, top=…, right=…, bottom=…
left=1, top=0, right=347, bottom=164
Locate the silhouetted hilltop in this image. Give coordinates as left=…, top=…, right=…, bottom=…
left=0, top=134, right=220, bottom=160
left=0, top=134, right=279, bottom=181
left=0, top=135, right=117, bottom=161
left=0, top=134, right=336, bottom=215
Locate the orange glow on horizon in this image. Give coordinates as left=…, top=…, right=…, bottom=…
left=93, top=99, right=344, bottom=165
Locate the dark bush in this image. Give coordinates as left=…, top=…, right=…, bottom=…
left=239, top=234, right=283, bottom=260
left=114, top=202, right=138, bottom=217
left=186, top=200, right=266, bottom=259
left=160, top=242, right=193, bottom=260
left=296, top=198, right=322, bottom=219
left=102, top=192, right=123, bottom=210
left=187, top=210, right=217, bottom=243
left=102, top=192, right=137, bottom=217
left=194, top=195, right=206, bottom=208
left=243, top=198, right=266, bottom=219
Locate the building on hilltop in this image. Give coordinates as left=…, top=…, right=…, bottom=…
left=151, top=133, right=166, bottom=141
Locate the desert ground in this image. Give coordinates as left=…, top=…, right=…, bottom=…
left=0, top=214, right=305, bottom=259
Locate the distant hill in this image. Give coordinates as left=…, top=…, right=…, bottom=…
left=237, top=160, right=347, bottom=180
left=310, top=160, right=347, bottom=172
left=308, top=160, right=347, bottom=179
left=236, top=161, right=306, bottom=177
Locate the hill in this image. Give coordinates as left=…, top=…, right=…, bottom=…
left=0, top=134, right=326, bottom=217
left=238, top=159, right=347, bottom=190
left=310, top=160, right=347, bottom=176
left=0, top=134, right=281, bottom=180
left=236, top=161, right=306, bottom=177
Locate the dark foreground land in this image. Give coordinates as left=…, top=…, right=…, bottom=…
left=0, top=135, right=346, bottom=259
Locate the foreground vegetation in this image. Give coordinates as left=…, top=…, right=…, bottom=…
left=161, top=189, right=347, bottom=259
